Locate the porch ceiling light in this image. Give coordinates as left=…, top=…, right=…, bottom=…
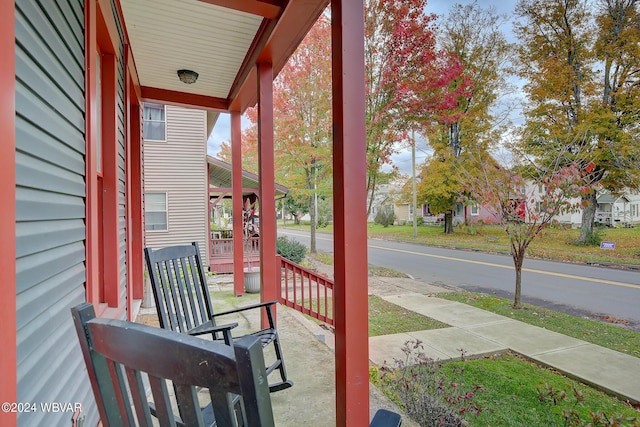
left=177, top=69, right=198, bottom=84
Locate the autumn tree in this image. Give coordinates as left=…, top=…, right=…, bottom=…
left=363, top=0, right=441, bottom=216
left=415, top=2, right=512, bottom=233
left=217, top=16, right=332, bottom=254
left=462, top=145, right=586, bottom=308
left=515, top=0, right=640, bottom=244
left=271, top=13, right=333, bottom=253
left=592, top=0, right=640, bottom=217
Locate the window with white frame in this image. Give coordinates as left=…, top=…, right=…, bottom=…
left=471, top=204, right=479, bottom=215
left=145, top=192, right=168, bottom=231
left=143, top=103, right=166, bottom=141
left=632, top=204, right=638, bottom=218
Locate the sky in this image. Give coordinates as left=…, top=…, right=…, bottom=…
left=206, top=0, right=520, bottom=174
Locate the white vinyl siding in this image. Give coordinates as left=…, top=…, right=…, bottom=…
left=143, top=105, right=209, bottom=263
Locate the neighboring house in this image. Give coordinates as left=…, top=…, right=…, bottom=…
left=462, top=203, right=501, bottom=225
left=143, top=103, right=210, bottom=266
left=207, top=156, right=288, bottom=273
left=596, top=194, right=640, bottom=226
left=367, top=183, right=396, bottom=222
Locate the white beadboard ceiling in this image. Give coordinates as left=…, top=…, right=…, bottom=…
left=121, top=0, right=262, bottom=99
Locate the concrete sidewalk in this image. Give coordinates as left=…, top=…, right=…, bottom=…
left=369, top=292, right=640, bottom=404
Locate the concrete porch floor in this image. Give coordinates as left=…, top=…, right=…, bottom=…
left=137, top=276, right=416, bottom=427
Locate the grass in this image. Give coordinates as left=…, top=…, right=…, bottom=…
left=295, top=295, right=448, bottom=336
left=281, top=222, right=640, bottom=266
left=438, top=291, right=640, bottom=357
left=441, top=352, right=639, bottom=426
left=368, top=295, right=447, bottom=336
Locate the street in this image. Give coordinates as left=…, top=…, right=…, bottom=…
left=279, top=229, right=640, bottom=327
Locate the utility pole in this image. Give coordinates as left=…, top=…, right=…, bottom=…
left=412, top=130, right=417, bottom=238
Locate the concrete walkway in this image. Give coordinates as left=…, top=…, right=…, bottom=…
left=369, top=292, right=640, bottom=404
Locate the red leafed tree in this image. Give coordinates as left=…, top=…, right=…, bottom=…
left=364, top=0, right=456, bottom=215
left=272, top=13, right=333, bottom=253
left=462, top=145, right=588, bottom=308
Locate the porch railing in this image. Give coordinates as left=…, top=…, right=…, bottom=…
left=210, top=237, right=260, bottom=256
left=278, top=256, right=334, bottom=326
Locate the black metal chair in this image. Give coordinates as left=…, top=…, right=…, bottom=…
left=144, top=242, right=292, bottom=392
left=71, top=302, right=274, bottom=427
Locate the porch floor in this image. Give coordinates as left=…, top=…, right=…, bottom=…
left=136, top=274, right=412, bottom=426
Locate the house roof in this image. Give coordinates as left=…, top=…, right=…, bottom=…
left=207, top=156, right=288, bottom=197
left=597, top=194, right=630, bottom=204
left=120, top=0, right=329, bottom=114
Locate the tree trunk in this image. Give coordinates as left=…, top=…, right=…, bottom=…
left=512, top=250, right=524, bottom=309
left=309, top=194, right=317, bottom=253
left=577, top=190, right=597, bottom=244
left=367, top=174, right=377, bottom=217
left=443, top=210, right=453, bottom=234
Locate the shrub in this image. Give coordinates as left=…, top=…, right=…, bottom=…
left=574, top=229, right=603, bottom=246
left=377, top=340, right=484, bottom=426
left=276, top=236, right=307, bottom=264
left=374, top=206, right=396, bottom=227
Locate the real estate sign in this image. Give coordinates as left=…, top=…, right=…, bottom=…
left=600, top=241, right=616, bottom=250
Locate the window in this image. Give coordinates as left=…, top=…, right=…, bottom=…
left=471, top=204, right=479, bottom=215
left=143, top=103, right=166, bottom=141
left=145, top=192, right=168, bottom=231
left=631, top=204, right=637, bottom=217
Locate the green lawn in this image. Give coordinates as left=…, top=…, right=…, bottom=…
left=368, top=295, right=447, bottom=336
left=442, top=353, right=639, bottom=426
left=281, top=222, right=640, bottom=266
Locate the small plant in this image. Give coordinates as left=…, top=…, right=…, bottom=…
left=537, top=383, right=639, bottom=427
left=276, top=236, right=307, bottom=264
left=377, top=340, right=484, bottom=426
left=375, top=205, right=396, bottom=228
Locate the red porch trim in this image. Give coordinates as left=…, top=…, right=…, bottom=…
left=231, top=111, right=245, bottom=296
left=331, top=0, right=369, bottom=425
left=229, top=0, right=327, bottom=112
left=198, top=0, right=283, bottom=19
left=228, top=19, right=279, bottom=104
left=97, top=0, right=120, bottom=59
left=257, top=62, right=278, bottom=327
left=125, top=45, right=133, bottom=318
left=0, top=0, right=16, bottom=423
left=140, top=86, right=229, bottom=111
left=101, top=52, right=121, bottom=308
left=85, top=0, right=99, bottom=306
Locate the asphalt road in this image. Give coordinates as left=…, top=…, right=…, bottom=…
left=279, top=228, right=640, bottom=328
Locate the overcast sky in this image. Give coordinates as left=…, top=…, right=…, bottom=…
left=206, top=0, right=520, bottom=174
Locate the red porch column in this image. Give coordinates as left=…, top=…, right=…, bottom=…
left=257, top=62, right=278, bottom=325
left=331, top=0, right=369, bottom=425
left=0, top=0, right=16, bottom=424
left=231, top=111, right=245, bottom=296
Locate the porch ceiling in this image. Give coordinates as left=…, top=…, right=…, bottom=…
left=120, top=0, right=329, bottom=113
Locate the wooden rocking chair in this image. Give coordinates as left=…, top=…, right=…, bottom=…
left=71, top=302, right=274, bottom=427
left=144, top=242, right=293, bottom=392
